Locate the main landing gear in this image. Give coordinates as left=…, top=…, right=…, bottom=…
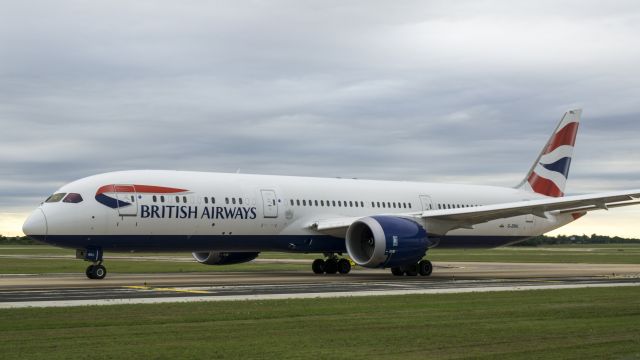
left=391, top=260, right=433, bottom=277
left=312, top=254, right=352, bottom=275
left=77, top=247, right=107, bottom=280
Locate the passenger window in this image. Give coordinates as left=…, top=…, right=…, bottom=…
left=297, top=199, right=300, bottom=206
left=332, top=201, right=336, bottom=206
left=232, top=198, right=236, bottom=205
left=153, top=195, right=158, bottom=202
left=290, top=199, right=294, bottom=206
left=225, top=197, right=229, bottom=204
left=321, top=200, right=325, bottom=206
left=204, top=197, right=208, bottom=204
left=183, top=196, right=187, bottom=203
left=360, top=201, right=364, bottom=207
left=45, top=193, right=66, bottom=203
left=239, top=198, right=243, bottom=205
left=303, top=200, right=307, bottom=206
left=315, top=200, right=319, bottom=206
left=337, top=201, right=341, bottom=207
left=63, top=193, right=83, bottom=203
left=175, top=196, right=180, bottom=203
left=212, top=197, right=215, bottom=204
left=349, top=201, right=353, bottom=207
left=160, top=196, right=165, bottom=203
left=355, top=201, right=358, bottom=208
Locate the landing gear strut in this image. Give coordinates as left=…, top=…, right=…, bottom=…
left=391, top=260, right=433, bottom=277
left=77, top=247, right=107, bottom=280
left=312, top=254, right=352, bottom=275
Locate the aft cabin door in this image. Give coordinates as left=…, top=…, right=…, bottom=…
left=114, top=185, right=138, bottom=216
left=261, top=189, right=278, bottom=218
left=419, top=195, right=434, bottom=211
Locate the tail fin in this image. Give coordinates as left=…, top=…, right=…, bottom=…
left=517, top=109, right=581, bottom=197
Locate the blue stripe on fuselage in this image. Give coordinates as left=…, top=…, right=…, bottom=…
left=33, top=234, right=532, bottom=252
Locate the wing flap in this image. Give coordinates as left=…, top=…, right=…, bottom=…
left=308, top=189, right=640, bottom=236
left=421, top=190, right=640, bottom=224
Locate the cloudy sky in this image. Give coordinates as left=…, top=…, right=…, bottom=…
left=2, top=0, right=640, bottom=237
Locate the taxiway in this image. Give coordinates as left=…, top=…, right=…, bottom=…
left=0, top=262, right=639, bottom=308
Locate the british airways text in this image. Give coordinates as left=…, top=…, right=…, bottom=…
left=140, top=205, right=257, bottom=220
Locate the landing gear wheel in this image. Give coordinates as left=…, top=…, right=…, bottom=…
left=86, top=265, right=95, bottom=279
left=93, top=264, right=107, bottom=280
left=391, top=267, right=404, bottom=276
left=419, top=260, right=433, bottom=276
left=337, top=258, right=351, bottom=274
left=312, top=259, right=325, bottom=274
left=404, top=264, right=418, bottom=276
left=324, top=259, right=338, bottom=274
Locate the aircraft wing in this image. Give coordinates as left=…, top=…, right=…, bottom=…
left=309, top=189, right=640, bottom=236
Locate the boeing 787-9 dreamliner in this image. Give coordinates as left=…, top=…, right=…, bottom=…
left=22, top=109, right=640, bottom=279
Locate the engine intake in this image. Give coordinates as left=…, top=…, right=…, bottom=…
left=191, top=251, right=259, bottom=265
left=346, top=216, right=429, bottom=268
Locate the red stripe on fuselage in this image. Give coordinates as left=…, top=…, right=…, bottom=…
left=527, top=172, right=564, bottom=197
left=544, top=122, right=579, bottom=154
left=571, top=212, right=586, bottom=220
left=95, top=184, right=188, bottom=196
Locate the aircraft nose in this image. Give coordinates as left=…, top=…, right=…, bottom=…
left=22, top=208, right=47, bottom=238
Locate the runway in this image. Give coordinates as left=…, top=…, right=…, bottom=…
left=1, top=262, right=639, bottom=309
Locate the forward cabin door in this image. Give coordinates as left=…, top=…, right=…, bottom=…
left=115, top=184, right=138, bottom=216
left=419, top=195, right=434, bottom=211
left=261, top=189, right=278, bottom=218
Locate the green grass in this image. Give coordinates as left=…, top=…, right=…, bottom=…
left=429, top=245, right=640, bottom=264
left=0, top=257, right=308, bottom=274
left=1, top=244, right=639, bottom=274
left=0, top=287, right=639, bottom=359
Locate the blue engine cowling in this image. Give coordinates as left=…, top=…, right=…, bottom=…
left=345, top=216, right=429, bottom=268
left=192, top=251, right=259, bottom=265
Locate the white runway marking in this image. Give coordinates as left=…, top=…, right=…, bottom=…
left=1, top=281, right=638, bottom=309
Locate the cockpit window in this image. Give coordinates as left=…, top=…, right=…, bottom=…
left=45, top=193, right=66, bottom=203
left=63, top=193, right=83, bottom=203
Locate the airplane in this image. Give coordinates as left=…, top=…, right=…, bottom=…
left=22, top=109, right=640, bottom=279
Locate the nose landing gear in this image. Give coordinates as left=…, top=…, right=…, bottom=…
left=77, top=247, right=107, bottom=280
left=85, top=263, right=107, bottom=280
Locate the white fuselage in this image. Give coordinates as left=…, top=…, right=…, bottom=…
left=30, top=170, right=575, bottom=252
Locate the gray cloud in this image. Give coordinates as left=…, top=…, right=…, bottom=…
left=2, top=0, right=640, bottom=213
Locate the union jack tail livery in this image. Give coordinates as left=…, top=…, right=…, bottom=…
left=518, top=109, right=581, bottom=197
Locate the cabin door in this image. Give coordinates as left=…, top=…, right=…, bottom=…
left=114, top=184, right=138, bottom=216
left=261, top=189, right=279, bottom=218
left=419, top=195, right=434, bottom=211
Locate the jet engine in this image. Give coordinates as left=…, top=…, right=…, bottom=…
left=345, top=216, right=429, bottom=268
left=191, top=251, right=259, bottom=265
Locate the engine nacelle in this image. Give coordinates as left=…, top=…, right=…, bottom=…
left=345, top=216, right=429, bottom=268
left=191, top=251, right=259, bottom=265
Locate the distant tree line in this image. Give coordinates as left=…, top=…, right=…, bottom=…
left=0, top=235, right=44, bottom=245
left=2, top=234, right=640, bottom=246
left=513, top=234, right=640, bottom=246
